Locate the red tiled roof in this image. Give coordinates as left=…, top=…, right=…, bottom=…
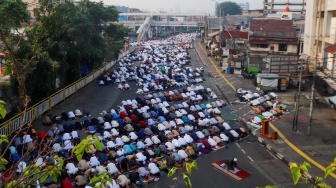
left=223, top=31, right=248, bottom=39
left=324, top=44, right=336, bottom=55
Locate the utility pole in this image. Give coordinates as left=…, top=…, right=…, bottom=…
left=292, top=23, right=304, bottom=132
left=293, top=59, right=304, bottom=132
left=308, top=0, right=322, bottom=136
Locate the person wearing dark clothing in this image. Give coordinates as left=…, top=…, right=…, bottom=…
left=98, top=152, right=108, bottom=164
left=150, top=126, right=160, bottom=135
left=104, top=114, right=112, bottom=122
left=137, top=130, right=147, bottom=139
left=118, top=126, right=127, bottom=135
left=190, top=132, right=200, bottom=142
left=75, top=122, right=83, bottom=130
left=133, top=124, right=141, bottom=132
left=225, top=158, right=238, bottom=170
left=158, top=133, right=168, bottom=143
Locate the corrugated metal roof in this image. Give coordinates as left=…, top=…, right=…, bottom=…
left=223, top=31, right=248, bottom=39
left=249, top=19, right=297, bottom=38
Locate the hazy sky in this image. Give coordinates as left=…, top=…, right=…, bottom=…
left=95, top=0, right=264, bottom=14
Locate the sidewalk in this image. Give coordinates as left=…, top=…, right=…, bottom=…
left=194, top=40, right=336, bottom=186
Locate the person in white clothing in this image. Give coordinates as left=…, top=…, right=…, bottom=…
left=207, top=136, right=217, bottom=147
left=129, top=132, right=138, bottom=140
left=184, top=134, right=194, bottom=143
left=172, top=138, right=181, bottom=148
left=107, top=162, right=119, bottom=175
left=222, top=122, right=231, bottom=130
left=165, top=141, right=175, bottom=151
left=151, top=135, right=161, bottom=144
left=148, top=162, right=160, bottom=178
left=135, top=151, right=147, bottom=163
left=90, top=155, right=100, bottom=167
left=178, top=136, right=187, bottom=146
left=66, top=163, right=78, bottom=175
left=144, top=137, right=154, bottom=147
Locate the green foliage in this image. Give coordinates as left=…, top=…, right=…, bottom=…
left=6, top=156, right=64, bottom=187
left=0, top=0, right=30, bottom=34
left=72, top=135, right=103, bottom=161
left=26, top=51, right=55, bottom=104
left=289, top=159, right=335, bottom=188
left=183, top=173, right=192, bottom=188
left=216, top=1, right=242, bottom=16
left=0, top=158, right=8, bottom=170
left=0, top=134, right=9, bottom=144
left=89, top=172, right=113, bottom=188
left=168, top=161, right=198, bottom=187
left=325, top=157, right=336, bottom=178
left=167, top=166, right=178, bottom=177
left=0, top=100, right=6, bottom=119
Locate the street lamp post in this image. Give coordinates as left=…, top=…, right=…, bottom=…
left=212, top=0, right=222, bottom=66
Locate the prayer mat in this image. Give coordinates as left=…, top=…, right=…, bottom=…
left=141, top=175, right=155, bottom=185
left=212, top=160, right=251, bottom=181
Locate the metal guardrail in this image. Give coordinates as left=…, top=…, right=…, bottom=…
left=0, top=48, right=135, bottom=136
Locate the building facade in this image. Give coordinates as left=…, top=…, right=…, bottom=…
left=22, top=0, right=39, bottom=17
left=248, top=19, right=299, bottom=71
left=303, top=0, right=336, bottom=79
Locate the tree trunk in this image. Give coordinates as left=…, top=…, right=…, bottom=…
left=16, top=71, right=29, bottom=111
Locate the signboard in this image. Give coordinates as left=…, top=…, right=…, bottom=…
left=197, top=22, right=204, bottom=27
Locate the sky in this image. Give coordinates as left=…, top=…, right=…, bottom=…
left=95, top=0, right=264, bottom=15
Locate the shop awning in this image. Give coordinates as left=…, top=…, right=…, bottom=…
left=324, top=44, right=336, bottom=55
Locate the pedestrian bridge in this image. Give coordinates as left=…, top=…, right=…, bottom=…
left=119, top=12, right=206, bottom=41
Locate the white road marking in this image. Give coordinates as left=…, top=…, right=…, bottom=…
left=267, top=150, right=278, bottom=159
left=241, top=149, right=246, bottom=154
left=235, top=143, right=241, bottom=149
left=247, top=156, right=254, bottom=162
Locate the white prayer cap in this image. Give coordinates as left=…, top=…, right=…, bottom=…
left=234, top=158, right=238, bottom=162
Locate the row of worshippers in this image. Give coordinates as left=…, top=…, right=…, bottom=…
left=2, top=33, right=239, bottom=188
left=42, top=109, right=91, bottom=126
left=244, top=89, right=288, bottom=124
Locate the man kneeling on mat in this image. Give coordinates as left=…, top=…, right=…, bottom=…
left=225, top=158, right=238, bottom=172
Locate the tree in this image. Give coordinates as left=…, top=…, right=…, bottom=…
left=216, top=1, right=242, bottom=16
left=0, top=0, right=38, bottom=110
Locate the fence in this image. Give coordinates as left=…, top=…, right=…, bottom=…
left=0, top=48, right=135, bottom=136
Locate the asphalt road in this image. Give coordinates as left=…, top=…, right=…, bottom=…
left=32, top=41, right=308, bottom=187
left=145, top=47, right=300, bottom=188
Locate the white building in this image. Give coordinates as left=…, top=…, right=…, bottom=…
left=303, top=0, right=336, bottom=80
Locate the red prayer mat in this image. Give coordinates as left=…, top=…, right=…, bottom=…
left=212, top=160, right=251, bottom=181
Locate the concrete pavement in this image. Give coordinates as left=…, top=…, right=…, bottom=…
left=194, top=40, right=336, bottom=186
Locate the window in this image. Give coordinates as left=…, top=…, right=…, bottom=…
left=279, top=44, right=287, bottom=51
left=251, top=44, right=268, bottom=48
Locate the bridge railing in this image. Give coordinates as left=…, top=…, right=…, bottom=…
left=0, top=48, right=135, bottom=136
